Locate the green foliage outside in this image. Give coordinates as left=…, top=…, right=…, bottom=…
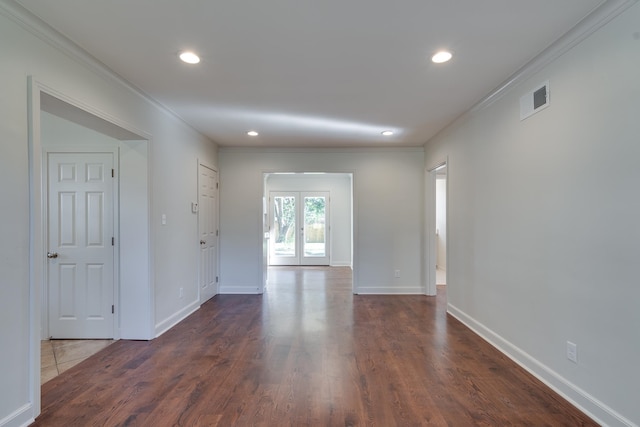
left=273, top=196, right=325, bottom=244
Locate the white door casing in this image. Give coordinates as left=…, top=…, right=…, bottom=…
left=199, top=164, right=218, bottom=303
left=47, top=152, right=115, bottom=338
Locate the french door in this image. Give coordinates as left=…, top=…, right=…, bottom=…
left=269, top=191, right=330, bottom=265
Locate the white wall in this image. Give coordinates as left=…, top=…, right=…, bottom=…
left=266, top=174, right=352, bottom=266
left=0, top=6, right=217, bottom=426
left=219, top=148, right=424, bottom=294
left=424, top=3, right=640, bottom=426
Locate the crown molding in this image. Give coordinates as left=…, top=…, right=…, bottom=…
left=469, top=0, right=637, bottom=114
left=0, top=0, right=209, bottom=141
left=219, top=146, right=425, bottom=154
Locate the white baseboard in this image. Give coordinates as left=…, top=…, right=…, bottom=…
left=154, top=300, right=200, bottom=338
left=219, top=286, right=262, bottom=294
left=447, top=303, right=637, bottom=427
left=356, top=286, right=423, bottom=295
left=330, top=261, right=352, bottom=267
left=0, top=403, right=34, bottom=427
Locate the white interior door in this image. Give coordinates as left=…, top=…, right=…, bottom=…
left=47, top=152, right=115, bottom=338
left=269, top=191, right=330, bottom=266
left=199, top=164, right=218, bottom=302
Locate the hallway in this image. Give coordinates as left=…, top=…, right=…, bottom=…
left=34, top=267, right=595, bottom=426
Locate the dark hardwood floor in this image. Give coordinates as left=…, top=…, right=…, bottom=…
left=34, top=266, right=596, bottom=426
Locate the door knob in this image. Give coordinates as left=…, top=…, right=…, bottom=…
left=47, top=252, right=58, bottom=259
left=200, top=240, right=206, bottom=245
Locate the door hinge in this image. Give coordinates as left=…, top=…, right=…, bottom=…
left=216, top=182, right=219, bottom=189
left=112, top=237, right=115, bottom=246
left=112, top=169, right=115, bottom=178
left=216, top=229, right=219, bottom=237
left=216, top=276, right=219, bottom=283
left=111, top=305, right=114, bottom=314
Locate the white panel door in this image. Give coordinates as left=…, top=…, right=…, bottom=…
left=269, top=191, right=330, bottom=266
left=48, top=152, right=114, bottom=338
left=199, top=164, right=218, bottom=303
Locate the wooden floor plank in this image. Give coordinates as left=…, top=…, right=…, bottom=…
left=34, top=267, right=597, bottom=426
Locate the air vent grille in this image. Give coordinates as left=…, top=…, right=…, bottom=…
left=520, top=81, right=550, bottom=120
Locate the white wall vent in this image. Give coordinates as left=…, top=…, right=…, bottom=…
left=520, top=81, right=549, bottom=120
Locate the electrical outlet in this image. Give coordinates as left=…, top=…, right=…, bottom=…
left=394, top=270, right=401, bottom=278
left=179, top=287, right=184, bottom=298
left=566, top=341, right=578, bottom=363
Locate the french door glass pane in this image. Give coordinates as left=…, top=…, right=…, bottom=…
left=273, top=196, right=296, bottom=257
left=303, top=196, right=326, bottom=257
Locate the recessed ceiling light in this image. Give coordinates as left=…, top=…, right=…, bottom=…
left=431, top=51, right=453, bottom=64
left=179, top=51, right=200, bottom=64
left=247, top=130, right=259, bottom=136
left=381, top=130, right=394, bottom=136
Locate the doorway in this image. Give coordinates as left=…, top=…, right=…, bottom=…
left=29, top=79, right=152, bottom=413
left=427, top=160, right=447, bottom=296
left=269, top=191, right=330, bottom=266
left=262, top=172, right=353, bottom=292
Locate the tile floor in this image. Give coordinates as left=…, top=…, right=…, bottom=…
left=41, top=339, right=113, bottom=384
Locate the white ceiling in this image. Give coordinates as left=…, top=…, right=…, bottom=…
left=15, top=0, right=605, bottom=148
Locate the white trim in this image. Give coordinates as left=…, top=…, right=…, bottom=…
left=154, top=301, right=200, bottom=338
left=26, top=77, right=43, bottom=420
left=356, top=286, right=424, bottom=295
left=351, top=173, right=358, bottom=294
left=330, top=261, right=352, bottom=267
left=219, top=286, right=263, bottom=294
left=221, top=146, right=425, bottom=154
left=447, top=304, right=638, bottom=427
left=0, top=403, right=34, bottom=427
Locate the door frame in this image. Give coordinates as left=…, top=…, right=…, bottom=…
left=27, top=77, right=153, bottom=417
left=426, top=158, right=448, bottom=296
left=44, top=148, right=119, bottom=339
